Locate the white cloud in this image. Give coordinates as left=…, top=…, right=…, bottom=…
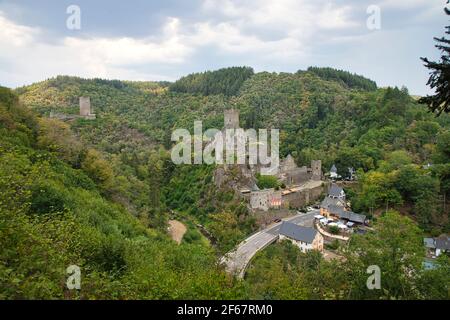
left=187, top=21, right=304, bottom=59
left=0, top=0, right=443, bottom=95
left=0, top=11, right=38, bottom=46
left=0, top=13, right=192, bottom=86
left=202, top=0, right=358, bottom=32
left=65, top=20, right=191, bottom=66
left=3, top=0, right=357, bottom=87
left=194, top=0, right=360, bottom=62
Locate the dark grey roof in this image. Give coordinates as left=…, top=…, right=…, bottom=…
left=328, top=205, right=366, bottom=224
left=330, top=164, right=337, bottom=173
left=424, top=238, right=435, bottom=249
left=328, top=184, right=344, bottom=197
left=435, top=236, right=450, bottom=250
left=328, top=205, right=345, bottom=215
left=320, top=197, right=344, bottom=209
left=279, top=222, right=317, bottom=243
left=345, top=212, right=366, bottom=224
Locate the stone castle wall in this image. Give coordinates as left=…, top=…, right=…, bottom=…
left=282, top=184, right=324, bottom=209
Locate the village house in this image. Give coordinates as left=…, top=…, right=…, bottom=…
left=347, top=167, right=357, bottom=181
left=325, top=205, right=366, bottom=226
left=279, top=221, right=324, bottom=253
left=424, top=235, right=450, bottom=258
left=320, top=184, right=366, bottom=226
left=328, top=184, right=346, bottom=201
left=319, top=184, right=346, bottom=216
left=329, top=164, right=340, bottom=179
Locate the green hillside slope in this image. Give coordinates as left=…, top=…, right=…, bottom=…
left=0, top=87, right=241, bottom=299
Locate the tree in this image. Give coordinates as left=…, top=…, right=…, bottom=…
left=346, top=211, right=424, bottom=299
left=419, top=10, right=450, bottom=115
left=37, top=118, right=83, bottom=166
left=256, top=174, right=280, bottom=189
left=81, top=149, right=114, bottom=192
left=328, top=225, right=340, bottom=235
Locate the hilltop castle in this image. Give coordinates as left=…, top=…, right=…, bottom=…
left=50, top=97, right=96, bottom=120
left=79, top=97, right=96, bottom=119
left=217, top=109, right=324, bottom=212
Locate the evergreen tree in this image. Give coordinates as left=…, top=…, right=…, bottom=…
left=420, top=10, right=450, bottom=115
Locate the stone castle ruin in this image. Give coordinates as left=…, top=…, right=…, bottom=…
left=213, top=109, right=324, bottom=212
left=278, top=156, right=322, bottom=186
left=79, top=97, right=96, bottom=119
left=249, top=188, right=282, bottom=211
left=50, top=96, right=96, bottom=120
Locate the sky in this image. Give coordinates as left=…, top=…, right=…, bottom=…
left=0, top=0, right=448, bottom=95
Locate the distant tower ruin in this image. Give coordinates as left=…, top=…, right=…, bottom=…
left=79, top=97, right=96, bottom=119
left=311, top=160, right=322, bottom=181
left=79, top=97, right=91, bottom=116
left=224, top=109, right=240, bottom=129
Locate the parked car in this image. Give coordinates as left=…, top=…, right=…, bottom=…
left=274, top=218, right=282, bottom=223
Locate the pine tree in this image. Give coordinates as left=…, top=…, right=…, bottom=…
left=419, top=10, right=450, bottom=115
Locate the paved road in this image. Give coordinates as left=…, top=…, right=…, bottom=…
left=221, top=210, right=319, bottom=279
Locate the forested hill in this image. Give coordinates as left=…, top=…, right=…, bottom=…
left=17, top=67, right=449, bottom=168
left=0, top=86, right=242, bottom=299
left=305, top=67, right=377, bottom=91
left=2, top=66, right=450, bottom=299
left=169, top=66, right=254, bottom=96
left=16, top=68, right=450, bottom=234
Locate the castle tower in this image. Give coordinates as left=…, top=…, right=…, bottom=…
left=79, top=97, right=96, bottom=119
left=311, top=160, right=322, bottom=181
left=79, top=97, right=91, bottom=116
left=224, top=109, right=240, bottom=129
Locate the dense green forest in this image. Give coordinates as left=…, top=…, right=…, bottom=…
left=0, top=86, right=243, bottom=299
left=169, top=66, right=254, bottom=96
left=305, top=67, right=378, bottom=91
left=17, top=67, right=449, bottom=232
left=1, top=66, right=449, bottom=299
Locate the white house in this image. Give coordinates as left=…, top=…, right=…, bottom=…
left=424, top=235, right=450, bottom=257
left=279, top=221, right=323, bottom=253
left=348, top=167, right=357, bottom=181
left=330, top=164, right=340, bottom=179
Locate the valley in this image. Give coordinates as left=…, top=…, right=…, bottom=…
left=1, top=66, right=449, bottom=299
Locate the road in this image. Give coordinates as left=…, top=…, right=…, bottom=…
left=221, top=210, right=319, bottom=279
